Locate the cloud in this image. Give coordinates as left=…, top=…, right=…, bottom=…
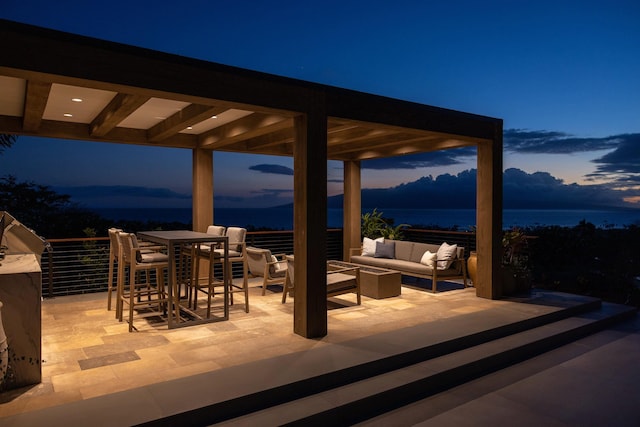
left=327, top=168, right=640, bottom=210
left=498, top=130, right=640, bottom=187
left=54, top=185, right=192, bottom=208
left=250, top=188, right=293, bottom=197
left=243, top=131, right=636, bottom=177
left=361, top=147, right=475, bottom=170
left=56, top=185, right=191, bottom=199
left=354, top=129, right=636, bottom=173
left=249, top=164, right=294, bottom=175
left=214, top=188, right=294, bottom=208
left=355, top=130, right=636, bottom=171
left=588, top=134, right=640, bottom=185
left=503, top=129, right=623, bottom=154
left=214, top=195, right=245, bottom=203
left=501, top=168, right=632, bottom=209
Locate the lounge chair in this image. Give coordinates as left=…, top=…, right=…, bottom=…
left=246, top=247, right=288, bottom=295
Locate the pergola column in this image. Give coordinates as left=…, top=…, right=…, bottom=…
left=293, top=103, right=327, bottom=338
left=343, top=160, right=362, bottom=260
left=192, top=148, right=213, bottom=232
left=292, top=107, right=328, bottom=338
left=476, top=124, right=503, bottom=299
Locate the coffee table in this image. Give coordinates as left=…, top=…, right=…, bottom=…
left=328, top=261, right=401, bottom=299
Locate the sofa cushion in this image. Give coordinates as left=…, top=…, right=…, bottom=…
left=387, top=259, right=433, bottom=275
left=350, top=255, right=397, bottom=270
left=327, top=272, right=358, bottom=294
left=411, top=242, right=439, bottom=263
left=213, top=249, right=243, bottom=258
left=436, top=242, right=457, bottom=270
left=420, top=250, right=436, bottom=268
left=362, top=237, right=383, bottom=257
left=374, top=241, right=395, bottom=258
left=393, top=240, right=414, bottom=261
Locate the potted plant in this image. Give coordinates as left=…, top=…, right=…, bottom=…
left=502, top=227, right=532, bottom=295
left=361, top=209, right=409, bottom=240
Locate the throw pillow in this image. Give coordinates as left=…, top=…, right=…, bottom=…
left=271, top=254, right=284, bottom=270
left=362, top=237, right=384, bottom=257
left=270, top=255, right=286, bottom=273
left=420, top=250, right=436, bottom=269
left=436, top=242, right=457, bottom=270
left=374, top=241, right=395, bottom=258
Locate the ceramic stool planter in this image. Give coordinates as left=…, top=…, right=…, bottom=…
left=467, top=251, right=477, bottom=286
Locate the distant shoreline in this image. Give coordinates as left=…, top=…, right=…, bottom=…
left=92, top=207, right=640, bottom=230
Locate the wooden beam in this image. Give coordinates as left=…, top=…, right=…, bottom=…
left=22, top=80, right=51, bottom=132
left=329, top=134, right=478, bottom=158
left=329, top=132, right=428, bottom=155
left=328, top=127, right=392, bottom=146
left=8, top=118, right=198, bottom=148
left=199, top=113, right=291, bottom=148
left=327, top=89, right=498, bottom=140
left=90, top=93, right=149, bottom=137
left=0, top=115, right=23, bottom=133
left=327, top=122, right=359, bottom=134
left=240, top=127, right=295, bottom=150
left=148, top=104, right=228, bottom=142
left=328, top=118, right=438, bottom=137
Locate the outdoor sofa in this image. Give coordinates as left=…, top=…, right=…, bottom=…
left=349, top=238, right=468, bottom=292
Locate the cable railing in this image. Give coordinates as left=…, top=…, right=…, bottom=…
left=403, top=228, right=477, bottom=252
left=41, top=228, right=475, bottom=298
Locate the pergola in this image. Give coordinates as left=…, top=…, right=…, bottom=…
left=0, top=19, right=503, bottom=338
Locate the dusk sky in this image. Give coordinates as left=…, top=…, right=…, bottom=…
left=2, top=1, right=639, bottom=210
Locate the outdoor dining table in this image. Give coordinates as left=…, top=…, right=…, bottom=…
left=137, top=230, right=229, bottom=328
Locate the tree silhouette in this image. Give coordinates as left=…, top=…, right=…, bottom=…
left=0, top=175, right=108, bottom=238
left=0, top=134, right=16, bottom=155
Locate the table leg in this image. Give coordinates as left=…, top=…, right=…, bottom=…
left=167, top=243, right=176, bottom=328
left=224, top=246, right=229, bottom=319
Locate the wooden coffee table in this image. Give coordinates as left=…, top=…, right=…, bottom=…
left=328, top=261, right=401, bottom=299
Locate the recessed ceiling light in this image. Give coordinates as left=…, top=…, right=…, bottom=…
left=63, top=113, right=73, bottom=117
left=186, top=126, right=193, bottom=130
left=211, top=115, right=218, bottom=119
left=71, top=98, right=83, bottom=102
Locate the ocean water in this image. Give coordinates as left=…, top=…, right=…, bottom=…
left=94, top=207, right=640, bottom=230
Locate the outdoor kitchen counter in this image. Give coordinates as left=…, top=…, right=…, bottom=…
left=0, top=253, right=42, bottom=389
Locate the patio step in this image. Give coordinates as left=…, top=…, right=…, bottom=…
left=260, top=301, right=637, bottom=426
left=139, top=292, right=636, bottom=426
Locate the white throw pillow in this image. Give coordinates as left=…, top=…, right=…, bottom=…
left=420, top=250, right=436, bottom=269
left=362, top=237, right=384, bottom=257
left=436, top=242, right=457, bottom=270
left=271, top=255, right=286, bottom=273
left=271, top=255, right=287, bottom=270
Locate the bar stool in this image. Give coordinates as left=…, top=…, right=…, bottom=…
left=117, top=232, right=170, bottom=332
left=191, top=227, right=249, bottom=314
left=106, top=227, right=123, bottom=313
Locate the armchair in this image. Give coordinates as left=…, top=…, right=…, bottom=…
left=246, top=247, right=288, bottom=295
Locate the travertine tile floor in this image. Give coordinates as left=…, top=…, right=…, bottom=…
left=0, top=278, right=527, bottom=418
